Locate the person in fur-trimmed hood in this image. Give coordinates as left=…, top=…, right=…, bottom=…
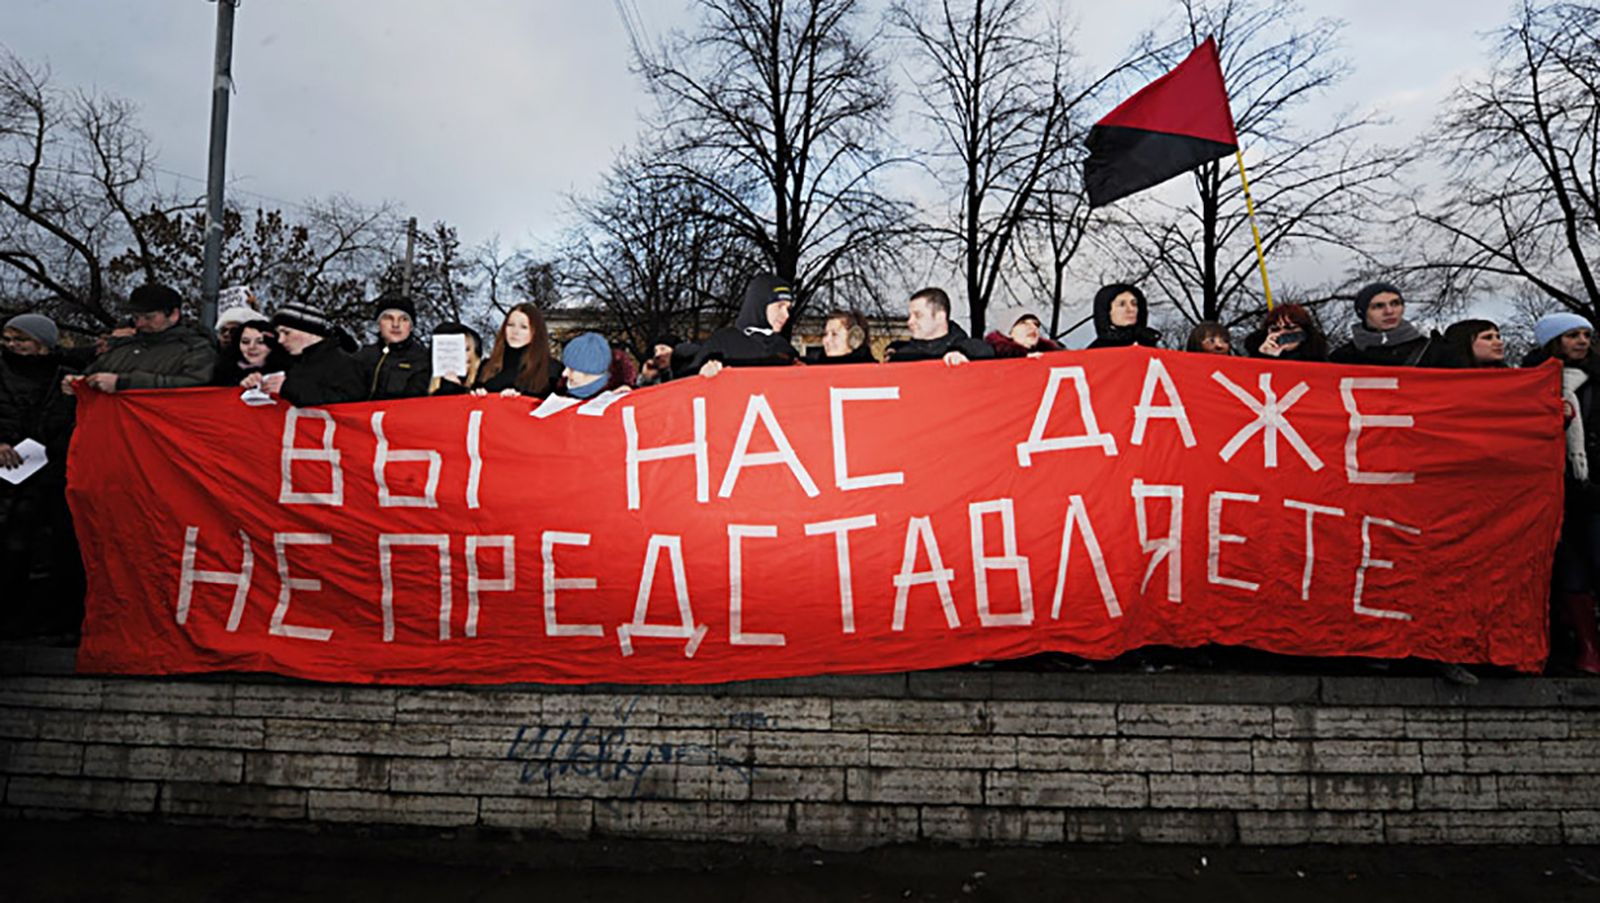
left=1329, top=282, right=1445, bottom=367
left=985, top=312, right=1065, bottom=358
left=1523, top=311, right=1600, bottom=674
left=693, top=273, right=800, bottom=377
left=1086, top=283, right=1162, bottom=349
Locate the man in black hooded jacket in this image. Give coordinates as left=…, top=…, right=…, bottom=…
left=693, top=274, right=800, bottom=376
left=256, top=300, right=368, bottom=407
left=884, top=287, right=993, bottom=364
left=1086, top=283, right=1163, bottom=349
left=355, top=292, right=432, bottom=399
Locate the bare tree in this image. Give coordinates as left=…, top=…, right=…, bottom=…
left=0, top=48, right=195, bottom=329
left=560, top=149, right=761, bottom=359
left=1414, top=1, right=1600, bottom=324
left=891, top=0, right=1132, bottom=335
left=1104, top=0, right=1413, bottom=329
left=1015, top=172, right=1094, bottom=338
left=631, top=0, right=911, bottom=318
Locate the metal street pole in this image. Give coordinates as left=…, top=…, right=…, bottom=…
left=402, top=216, right=417, bottom=300
left=200, top=0, right=238, bottom=331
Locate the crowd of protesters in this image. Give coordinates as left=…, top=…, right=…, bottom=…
left=1, top=272, right=1597, bottom=679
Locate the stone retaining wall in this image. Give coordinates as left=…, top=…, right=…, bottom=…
left=3, top=646, right=1598, bottom=848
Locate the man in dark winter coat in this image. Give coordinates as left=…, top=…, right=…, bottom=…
left=1, top=314, right=83, bottom=635
left=1329, top=282, right=1444, bottom=367
left=885, top=287, right=993, bottom=364
left=62, top=283, right=217, bottom=395
left=1086, top=283, right=1162, bottom=349
left=636, top=334, right=683, bottom=386
left=693, top=274, right=800, bottom=377
left=256, top=300, right=369, bottom=407
left=355, top=292, right=432, bottom=400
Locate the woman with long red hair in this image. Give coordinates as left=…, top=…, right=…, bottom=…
left=472, top=303, right=554, bottom=398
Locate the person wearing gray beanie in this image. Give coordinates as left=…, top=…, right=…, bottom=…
left=1329, top=281, right=1445, bottom=367
left=560, top=332, right=615, bottom=400
left=4, top=314, right=58, bottom=350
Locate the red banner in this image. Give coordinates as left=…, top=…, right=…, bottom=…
left=69, top=348, right=1564, bottom=682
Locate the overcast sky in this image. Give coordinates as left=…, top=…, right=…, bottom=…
left=9, top=0, right=1522, bottom=290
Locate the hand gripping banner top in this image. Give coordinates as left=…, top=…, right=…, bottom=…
left=69, top=348, right=1565, bottom=683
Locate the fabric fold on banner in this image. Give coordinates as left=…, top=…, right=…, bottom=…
left=68, top=349, right=1564, bottom=684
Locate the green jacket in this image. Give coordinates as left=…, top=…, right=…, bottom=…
left=87, top=321, right=218, bottom=390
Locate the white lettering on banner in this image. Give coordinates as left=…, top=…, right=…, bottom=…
left=371, top=412, right=442, bottom=508
left=1016, top=366, right=1119, bottom=466
left=465, top=410, right=484, bottom=510
left=1284, top=499, right=1346, bottom=600
left=270, top=533, right=334, bottom=642
left=1131, top=480, right=1184, bottom=603
left=1207, top=491, right=1261, bottom=592
left=1354, top=516, right=1422, bottom=621
left=718, top=394, right=821, bottom=499
left=378, top=534, right=452, bottom=642
left=278, top=408, right=343, bottom=506
left=623, top=398, right=708, bottom=510
left=830, top=387, right=905, bottom=491
left=1130, top=358, right=1197, bottom=448
left=1341, top=378, right=1417, bottom=485
left=464, top=535, right=514, bottom=638
left=176, top=526, right=254, bottom=631
left=1050, top=495, right=1121, bottom=619
left=892, top=516, right=960, bottom=631
left=618, top=535, right=706, bottom=657
left=968, top=499, right=1034, bottom=627
left=1213, top=371, right=1324, bottom=470
left=541, top=531, right=602, bottom=638
left=728, top=524, right=786, bottom=646
left=804, top=514, right=878, bottom=633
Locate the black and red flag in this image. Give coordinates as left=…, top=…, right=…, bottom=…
left=1084, top=37, right=1238, bottom=208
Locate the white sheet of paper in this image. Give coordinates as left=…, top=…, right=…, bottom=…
left=240, top=387, right=275, bottom=407
left=432, top=334, right=468, bottom=378
left=530, top=395, right=583, bottom=419
left=0, top=438, right=47, bottom=485
left=577, top=389, right=626, bottom=416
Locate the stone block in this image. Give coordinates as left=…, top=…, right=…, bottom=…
left=1271, top=706, right=1405, bottom=739
left=831, top=699, right=988, bottom=735
left=1461, top=739, right=1600, bottom=774
left=986, top=701, right=1117, bottom=736
left=389, top=756, right=545, bottom=798
left=744, top=730, right=868, bottom=768
left=1250, top=739, right=1311, bottom=773
left=243, top=751, right=390, bottom=791
left=906, top=672, right=993, bottom=699
left=868, top=734, right=1017, bottom=770
left=985, top=770, right=1147, bottom=808
left=1237, top=811, right=1384, bottom=845
left=845, top=767, right=982, bottom=805
left=656, top=696, right=831, bottom=731
left=1311, top=775, right=1414, bottom=811
left=748, top=766, right=844, bottom=803
left=1148, top=773, right=1306, bottom=810
left=1414, top=775, right=1498, bottom=810
left=1464, top=709, right=1569, bottom=740
left=918, top=805, right=1064, bottom=844
left=1062, top=809, right=1236, bottom=844
left=1568, top=711, right=1600, bottom=739
left=1116, top=704, right=1273, bottom=738
left=161, top=781, right=307, bottom=820
left=591, top=799, right=792, bottom=842
left=234, top=684, right=396, bottom=721
left=0, top=676, right=102, bottom=711
left=1384, top=810, right=1562, bottom=844
left=0, top=707, right=40, bottom=740
left=100, top=682, right=235, bottom=716
left=5, top=776, right=156, bottom=814
left=478, top=796, right=594, bottom=834
left=0, top=740, right=82, bottom=776
left=307, top=789, right=478, bottom=827
left=1496, top=773, right=1600, bottom=808
left=1402, top=709, right=1466, bottom=739
left=42, top=711, right=262, bottom=749
left=1419, top=740, right=1466, bottom=772
left=82, top=745, right=242, bottom=783
left=263, top=719, right=450, bottom=756
left=536, top=694, right=656, bottom=728
left=1308, top=739, right=1423, bottom=774
left=1561, top=810, right=1600, bottom=844
left=792, top=802, right=920, bottom=849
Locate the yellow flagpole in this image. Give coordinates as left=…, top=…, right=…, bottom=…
left=1234, top=149, right=1275, bottom=311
